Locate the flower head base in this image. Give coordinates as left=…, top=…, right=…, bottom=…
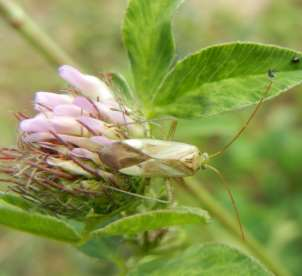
left=0, top=66, right=146, bottom=218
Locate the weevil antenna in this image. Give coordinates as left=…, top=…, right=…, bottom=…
left=210, top=76, right=273, bottom=159
left=206, top=164, right=245, bottom=241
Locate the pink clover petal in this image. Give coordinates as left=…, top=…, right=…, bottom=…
left=90, top=136, right=114, bottom=146
left=50, top=117, right=88, bottom=136
left=96, top=102, right=132, bottom=124
left=58, top=65, right=114, bottom=101
left=21, top=132, right=100, bottom=153
left=73, top=96, right=96, bottom=114
left=34, top=112, right=54, bottom=119
left=53, top=104, right=88, bottom=117
left=22, top=132, right=54, bottom=143
left=20, top=117, right=54, bottom=133
left=58, top=135, right=100, bottom=151
left=35, top=92, right=73, bottom=112
left=78, top=117, right=107, bottom=136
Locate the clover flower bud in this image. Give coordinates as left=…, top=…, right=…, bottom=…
left=59, top=65, right=114, bottom=101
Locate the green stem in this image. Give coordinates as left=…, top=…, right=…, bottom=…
left=113, top=256, right=128, bottom=276
left=181, top=178, right=290, bottom=276
left=0, top=0, right=78, bottom=67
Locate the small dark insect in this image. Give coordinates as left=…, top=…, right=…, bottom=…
left=291, top=56, right=300, bottom=64
left=268, top=69, right=276, bottom=79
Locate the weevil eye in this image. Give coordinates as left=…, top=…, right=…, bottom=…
left=200, top=152, right=209, bottom=170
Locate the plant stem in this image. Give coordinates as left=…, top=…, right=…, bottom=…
left=113, top=257, right=128, bottom=276
left=181, top=178, right=290, bottom=276
left=0, top=0, right=77, bottom=67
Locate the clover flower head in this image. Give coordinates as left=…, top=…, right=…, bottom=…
left=0, top=66, right=146, bottom=218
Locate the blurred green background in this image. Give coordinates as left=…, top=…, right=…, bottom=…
left=1, top=0, right=302, bottom=275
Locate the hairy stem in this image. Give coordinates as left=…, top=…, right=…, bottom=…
left=181, top=178, right=290, bottom=276
left=0, top=0, right=77, bottom=67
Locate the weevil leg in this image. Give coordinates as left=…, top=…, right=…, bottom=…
left=166, top=119, right=178, bottom=140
